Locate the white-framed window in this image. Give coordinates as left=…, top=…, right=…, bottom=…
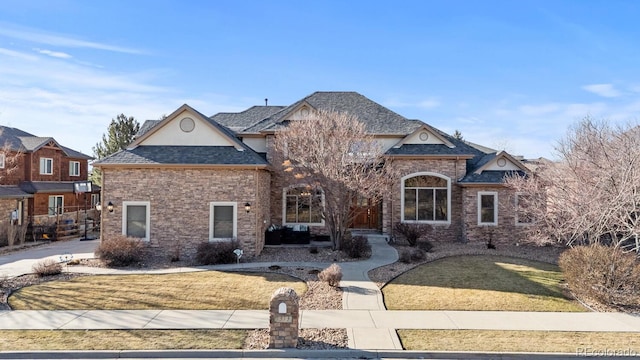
left=91, top=193, right=100, bottom=209
left=48, top=195, right=63, bottom=215
left=478, top=191, right=498, bottom=226
left=40, top=157, right=53, bottom=175
left=69, top=161, right=80, bottom=176
left=515, top=193, right=534, bottom=225
left=209, top=202, right=237, bottom=241
left=401, top=172, right=451, bottom=224
left=122, top=201, right=150, bottom=241
left=283, top=186, right=324, bottom=225
left=0, top=153, right=5, bottom=169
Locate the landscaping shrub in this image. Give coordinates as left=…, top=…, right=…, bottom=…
left=559, top=244, right=640, bottom=308
left=32, top=258, right=63, bottom=277
left=394, top=222, right=432, bottom=246
left=398, top=247, right=427, bottom=263
left=195, top=239, right=241, bottom=265
left=342, top=235, right=371, bottom=258
left=318, top=263, right=343, bottom=287
left=95, top=235, right=145, bottom=267
left=417, top=240, right=434, bottom=252
left=309, top=246, right=318, bottom=254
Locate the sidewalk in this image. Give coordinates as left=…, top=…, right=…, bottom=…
left=1, top=309, right=639, bottom=332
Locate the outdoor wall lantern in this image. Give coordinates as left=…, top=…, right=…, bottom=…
left=245, top=202, right=251, bottom=213
left=107, top=201, right=114, bottom=213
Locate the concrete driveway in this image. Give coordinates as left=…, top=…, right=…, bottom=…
left=0, top=238, right=98, bottom=278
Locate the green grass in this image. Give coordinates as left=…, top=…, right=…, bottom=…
left=399, top=330, right=640, bottom=353
left=9, top=271, right=306, bottom=310
left=383, top=255, right=585, bottom=311
left=0, top=330, right=246, bottom=350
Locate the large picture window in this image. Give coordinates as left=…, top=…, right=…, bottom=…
left=283, top=187, right=323, bottom=225
left=402, top=173, right=450, bottom=223
left=122, top=201, right=150, bottom=241
left=209, top=202, right=237, bottom=241
left=478, top=191, right=498, bottom=225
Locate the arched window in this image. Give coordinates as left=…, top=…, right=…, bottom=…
left=401, top=173, right=450, bottom=223
left=283, top=187, right=324, bottom=225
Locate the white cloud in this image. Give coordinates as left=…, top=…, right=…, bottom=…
left=582, top=83, right=621, bottom=98
left=0, top=22, right=144, bottom=54
left=34, top=48, right=72, bottom=59
left=417, top=98, right=440, bottom=109
left=518, top=103, right=560, bottom=116
left=0, top=47, right=38, bottom=61
left=383, top=96, right=440, bottom=109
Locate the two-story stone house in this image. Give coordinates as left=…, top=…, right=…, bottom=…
left=95, top=92, right=531, bottom=260
left=0, top=126, right=96, bottom=228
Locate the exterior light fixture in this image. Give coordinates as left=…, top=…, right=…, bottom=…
left=95, top=202, right=102, bottom=211
left=244, top=202, right=251, bottom=213
left=107, top=201, right=114, bottom=213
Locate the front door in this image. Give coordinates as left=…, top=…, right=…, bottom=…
left=351, top=196, right=381, bottom=230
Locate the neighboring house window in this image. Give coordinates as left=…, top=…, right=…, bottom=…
left=209, top=202, right=237, bottom=241
left=122, top=201, right=150, bottom=241
left=516, top=193, right=534, bottom=225
left=69, top=161, right=80, bottom=176
left=48, top=195, right=63, bottom=215
left=478, top=191, right=498, bottom=225
left=0, top=154, right=5, bottom=168
left=40, top=157, right=53, bottom=175
left=283, top=187, right=324, bottom=225
left=91, top=194, right=100, bottom=209
left=402, top=173, right=450, bottom=223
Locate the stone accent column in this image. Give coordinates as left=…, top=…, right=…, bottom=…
left=268, top=287, right=299, bottom=348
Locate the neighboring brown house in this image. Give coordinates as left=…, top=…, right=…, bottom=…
left=94, top=91, right=531, bottom=260
left=0, top=126, right=97, bottom=230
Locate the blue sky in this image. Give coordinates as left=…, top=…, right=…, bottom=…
left=1, top=0, right=639, bottom=159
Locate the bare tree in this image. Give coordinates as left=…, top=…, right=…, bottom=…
left=0, top=132, right=26, bottom=247
left=273, top=109, right=395, bottom=250
left=506, top=118, right=640, bottom=253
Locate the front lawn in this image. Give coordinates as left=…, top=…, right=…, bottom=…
left=382, top=255, right=585, bottom=311
left=9, top=271, right=306, bottom=310
left=0, top=330, right=246, bottom=350
left=399, top=330, right=640, bottom=353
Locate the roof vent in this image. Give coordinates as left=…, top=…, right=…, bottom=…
left=265, top=98, right=268, bottom=106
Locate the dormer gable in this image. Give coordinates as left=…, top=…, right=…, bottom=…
left=474, top=151, right=529, bottom=174
left=279, top=101, right=315, bottom=122
left=393, top=124, right=455, bottom=148
left=128, top=104, right=245, bottom=151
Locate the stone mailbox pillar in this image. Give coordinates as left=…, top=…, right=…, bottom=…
left=269, top=287, right=299, bottom=348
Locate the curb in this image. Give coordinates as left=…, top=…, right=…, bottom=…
left=0, top=349, right=625, bottom=359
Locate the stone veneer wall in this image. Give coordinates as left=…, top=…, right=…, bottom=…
left=390, top=158, right=467, bottom=243
left=100, top=167, right=270, bottom=260
left=461, top=186, right=526, bottom=245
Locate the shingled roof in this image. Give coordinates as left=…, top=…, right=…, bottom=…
left=211, top=106, right=285, bottom=132
left=0, top=126, right=92, bottom=159
left=95, top=146, right=268, bottom=166
left=239, top=92, right=422, bottom=135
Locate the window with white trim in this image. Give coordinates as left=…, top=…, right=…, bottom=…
left=515, top=193, right=534, bottom=225
left=0, top=154, right=5, bottom=169
left=48, top=195, right=63, bottom=215
left=69, top=161, right=80, bottom=176
left=478, top=191, right=498, bottom=225
left=209, top=202, right=237, bottom=241
left=40, top=157, right=53, bottom=175
left=122, top=201, right=150, bottom=241
left=283, top=187, right=324, bottom=225
left=402, top=173, right=450, bottom=223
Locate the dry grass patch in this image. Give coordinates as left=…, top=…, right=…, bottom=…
left=0, top=330, right=245, bottom=350
left=383, top=255, right=585, bottom=311
left=399, top=330, right=640, bottom=353
left=9, top=271, right=306, bottom=310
